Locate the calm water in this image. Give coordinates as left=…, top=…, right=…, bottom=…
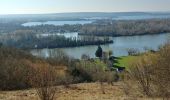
left=36, top=32, right=78, bottom=38
left=22, top=20, right=92, bottom=26
left=22, top=14, right=170, bottom=27
left=31, top=33, right=170, bottom=59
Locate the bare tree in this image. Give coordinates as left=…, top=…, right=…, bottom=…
left=30, top=63, right=58, bottom=100
left=128, top=57, right=153, bottom=96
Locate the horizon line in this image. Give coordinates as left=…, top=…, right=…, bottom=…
left=1, top=11, right=170, bottom=15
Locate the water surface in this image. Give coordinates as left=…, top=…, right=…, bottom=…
left=22, top=20, right=92, bottom=26
left=31, top=33, right=170, bottom=59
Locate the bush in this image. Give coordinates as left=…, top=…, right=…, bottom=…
left=46, top=50, right=71, bottom=66
left=127, top=48, right=140, bottom=56
left=71, top=60, right=117, bottom=83
left=0, top=47, right=36, bottom=90
left=29, top=63, right=58, bottom=100
left=152, top=44, right=170, bottom=98
left=0, top=47, right=72, bottom=91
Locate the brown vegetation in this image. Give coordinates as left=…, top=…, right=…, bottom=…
left=123, top=44, right=170, bottom=99
left=0, top=46, right=70, bottom=90
left=80, top=19, right=170, bottom=36
left=29, top=63, right=58, bottom=100
left=0, top=82, right=127, bottom=100
left=1, top=43, right=170, bottom=99
left=0, top=47, right=36, bottom=90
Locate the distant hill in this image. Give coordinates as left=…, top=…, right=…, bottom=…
left=1, top=12, right=170, bottom=22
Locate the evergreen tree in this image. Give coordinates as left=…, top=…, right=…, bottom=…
left=95, top=45, right=103, bottom=58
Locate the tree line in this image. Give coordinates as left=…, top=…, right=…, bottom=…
left=0, top=30, right=113, bottom=49
left=79, top=19, right=170, bottom=36
left=1, top=18, right=170, bottom=37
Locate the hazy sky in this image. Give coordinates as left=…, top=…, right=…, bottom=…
left=0, top=0, right=170, bottom=14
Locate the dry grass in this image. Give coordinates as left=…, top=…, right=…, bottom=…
left=0, top=82, right=164, bottom=100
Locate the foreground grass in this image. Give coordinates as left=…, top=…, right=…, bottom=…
left=0, top=82, right=124, bottom=100
left=0, top=82, right=157, bottom=100
left=0, top=82, right=164, bottom=100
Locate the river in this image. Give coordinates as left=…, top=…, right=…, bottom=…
left=30, top=33, right=170, bottom=59
left=22, top=20, right=93, bottom=26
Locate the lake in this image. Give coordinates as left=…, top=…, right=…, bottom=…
left=36, top=32, right=78, bottom=38
left=22, top=20, right=93, bottom=26
left=22, top=14, right=170, bottom=27
left=30, top=33, right=170, bottom=59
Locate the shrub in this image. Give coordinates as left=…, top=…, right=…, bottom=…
left=128, top=56, right=153, bottom=96
left=124, top=44, right=170, bottom=98
left=29, top=63, right=58, bottom=100
left=127, top=48, right=140, bottom=56
left=0, top=47, right=36, bottom=90
left=81, top=54, right=90, bottom=60
left=152, top=44, right=170, bottom=98
left=72, top=60, right=117, bottom=83
left=46, top=50, right=71, bottom=66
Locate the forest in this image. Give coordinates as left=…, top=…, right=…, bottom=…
left=79, top=18, right=170, bottom=36
left=1, top=18, right=170, bottom=36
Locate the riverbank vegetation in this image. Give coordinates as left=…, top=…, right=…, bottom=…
left=0, top=30, right=113, bottom=49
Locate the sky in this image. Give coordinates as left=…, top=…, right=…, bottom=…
left=0, top=0, right=170, bottom=14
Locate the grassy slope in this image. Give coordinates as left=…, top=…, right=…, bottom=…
left=115, top=51, right=156, bottom=69
left=115, top=56, right=140, bottom=69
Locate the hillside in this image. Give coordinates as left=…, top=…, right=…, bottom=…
left=0, top=82, right=157, bottom=100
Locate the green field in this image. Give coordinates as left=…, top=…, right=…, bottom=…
left=114, top=56, right=140, bottom=68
